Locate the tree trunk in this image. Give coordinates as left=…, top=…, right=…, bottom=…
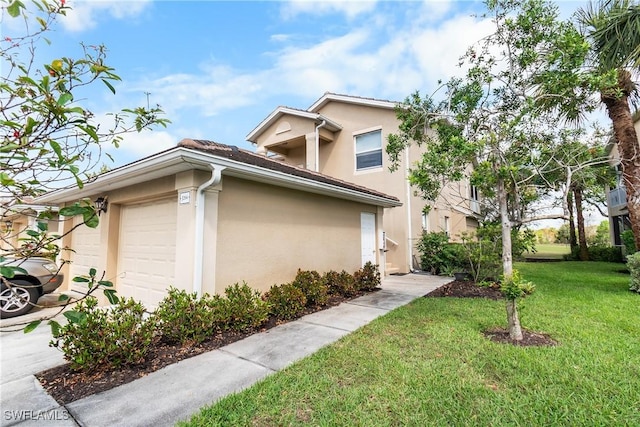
left=574, top=187, right=589, bottom=261
left=498, top=177, right=522, bottom=341
left=506, top=299, right=522, bottom=340
left=568, top=192, right=577, bottom=250
left=601, top=70, right=640, bottom=251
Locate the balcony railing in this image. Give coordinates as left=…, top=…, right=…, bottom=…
left=608, top=187, right=627, bottom=209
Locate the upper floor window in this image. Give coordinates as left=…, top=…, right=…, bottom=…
left=355, top=130, right=382, bottom=170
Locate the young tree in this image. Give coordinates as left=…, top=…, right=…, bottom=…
left=1, top=0, right=169, bottom=327
left=387, top=0, right=586, bottom=340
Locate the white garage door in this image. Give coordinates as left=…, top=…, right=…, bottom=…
left=117, top=198, right=177, bottom=308
left=69, top=216, right=101, bottom=292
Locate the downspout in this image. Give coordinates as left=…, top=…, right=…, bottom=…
left=193, top=164, right=224, bottom=296
left=314, top=119, right=327, bottom=172
left=405, top=146, right=414, bottom=272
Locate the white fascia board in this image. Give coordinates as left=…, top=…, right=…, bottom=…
left=37, top=148, right=401, bottom=208
left=308, top=93, right=398, bottom=112
left=246, top=107, right=341, bottom=142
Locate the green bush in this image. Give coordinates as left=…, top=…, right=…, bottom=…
left=218, top=282, right=270, bottom=332
left=292, top=269, right=329, bottom=307
left=265, top=283, right=307, bottom=320
left=153, top=287, right=218, bottom=345
left=354, top=262, right=381, bottom=291
left=621, top=230, right=637, bottom=255
left=323, top=270, right=358, bottom=297
left=459, top=233, right=501, bottom=282
left=50, top=297, right=154, bottom=372
left=627, top=252, right=640, bottom=293
left=500, top=269, right=535, bottom=301
left=588, top=246, right=624, bottom=263
left=416, top=231, right=450, bottom=274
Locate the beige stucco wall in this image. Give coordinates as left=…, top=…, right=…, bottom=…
left=207, top=176, right=380, bottom=294
left=253, top=100, right=477, bottom=273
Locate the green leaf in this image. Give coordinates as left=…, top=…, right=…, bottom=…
left=48, top=320, right=61, bottom=336
left=104, top=289, right=119, bottom=304
left=98, top=280, right=113, bottom=288
left=7, top=0, right=24, bottom=17
left=36, top=16, right=46, bottom=29
left=57, top=92, right=73, bottom=105
left=0, top=172, right=15, bottom=186
left=26, top=229, right=40, bottom=237
left=50, top=139, right=63, bottom=160
left=63, top=310, right=87, bottom=325
left=89, top=267, right=97, bottom=277
left=101, top=78, right=116, bottom=94
left=57, top=294, right=70, bottom=301
left=36, top=221, right=48, bottom=232
left=59, top=206, right=84, bottom=217
left=72, top=276, right=90, bottom=283
left=83, top=210, right=99, bottom=228
left=24, top=320, right=41, bottom=333
left=78, top=125, right=99, bottom=143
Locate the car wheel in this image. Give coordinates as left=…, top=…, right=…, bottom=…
left=0, top=280, right=39, bottom=318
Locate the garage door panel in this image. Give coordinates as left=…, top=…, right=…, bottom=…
left=118, top=199, right=176, bottom=308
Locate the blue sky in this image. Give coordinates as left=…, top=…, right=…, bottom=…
left=5, top=0, right=592, bottom=168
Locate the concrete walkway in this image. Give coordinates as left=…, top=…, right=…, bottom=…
left=0, top=273, right=449, bottom=427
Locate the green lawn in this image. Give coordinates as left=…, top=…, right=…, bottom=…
left=181, top=262, right=640, bottom=427
left=524, top=243, right=571, bottom=259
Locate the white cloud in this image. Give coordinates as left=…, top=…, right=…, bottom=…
left=281, top=0, right=377, bottom=19
left=60, top=0, right=151, bottom=32
left=107, top=130, right=176, bottom=163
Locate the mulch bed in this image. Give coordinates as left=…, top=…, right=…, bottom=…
left=425, top=279, right=503, bottom=300
left=36, top=291, right=373, bottom=406
left=425, top=279, right=557, bottom=347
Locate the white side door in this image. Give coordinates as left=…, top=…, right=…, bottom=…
left=361, top=212, right=377, bottom=266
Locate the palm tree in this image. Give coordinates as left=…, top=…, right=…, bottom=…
left=577, top=0, right=640, bottom=250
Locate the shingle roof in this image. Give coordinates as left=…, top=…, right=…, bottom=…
left=179, top=139, right=400, bottom=203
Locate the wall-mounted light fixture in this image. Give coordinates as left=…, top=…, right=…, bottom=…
left=3, top=220, right=12, bottom=232
left=94, top=197, right=108, bottom=215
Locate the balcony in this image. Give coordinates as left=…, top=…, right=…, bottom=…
left=608, top=187, right=627, bottom=212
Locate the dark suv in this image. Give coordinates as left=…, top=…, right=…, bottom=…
left=0, top=257, right=64, bottom=318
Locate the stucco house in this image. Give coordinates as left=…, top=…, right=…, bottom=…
left=247, top=93, right=481, bottom=274
left=37, top=139, right=400, bottom=308
left=1, top=201, right=60, bottom=256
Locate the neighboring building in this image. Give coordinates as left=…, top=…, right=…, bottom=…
left=247, top=93, right=481, bottom=274
left=37, top=140, right=400, bottom=308
left=606, top=112, right=639, bottom=248
left=0, top=201, right=60, bottom=256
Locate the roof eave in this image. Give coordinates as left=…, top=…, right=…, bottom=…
left=36, top=148, right=401, bottom=208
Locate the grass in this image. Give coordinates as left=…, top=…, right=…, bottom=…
left=524, top=243, right=571, bottom=259
left=181, top=262, right=640, bottom=427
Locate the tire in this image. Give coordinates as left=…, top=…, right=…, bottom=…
left=0, top=280, right=40, bottom=318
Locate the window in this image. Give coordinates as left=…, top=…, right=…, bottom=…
left=470, top=185, right=480, bottom=213
left=422, top=212, right=429, bottom=231
left=355, top=130, right=382, bottom=170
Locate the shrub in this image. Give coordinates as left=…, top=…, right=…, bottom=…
left=459, top=233, right=501, bottom=282
left=416, top=231, right=450, bottom=274
left=292, top=269, right=329, bottom=306
left=588, top=246, right=624, bottom=263
left=627, top=252, right=640, bottom=293
left=265, top=283, right=307, bottom=320
left=500, top=270, right=535, bottom=301
left=621, top=230, right=637, bottom=255
left=153, top=287, right=217, bottom=345
left=323, top=270, right=358, bottom=297
left=354, top=262, right=381, bottom=291
left=50, top=297, right=154, bottom=372
left=218, top=282, right=270, bottom=332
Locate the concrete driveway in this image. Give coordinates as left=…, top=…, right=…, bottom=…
left=0, top=273, right=450, bottom=426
